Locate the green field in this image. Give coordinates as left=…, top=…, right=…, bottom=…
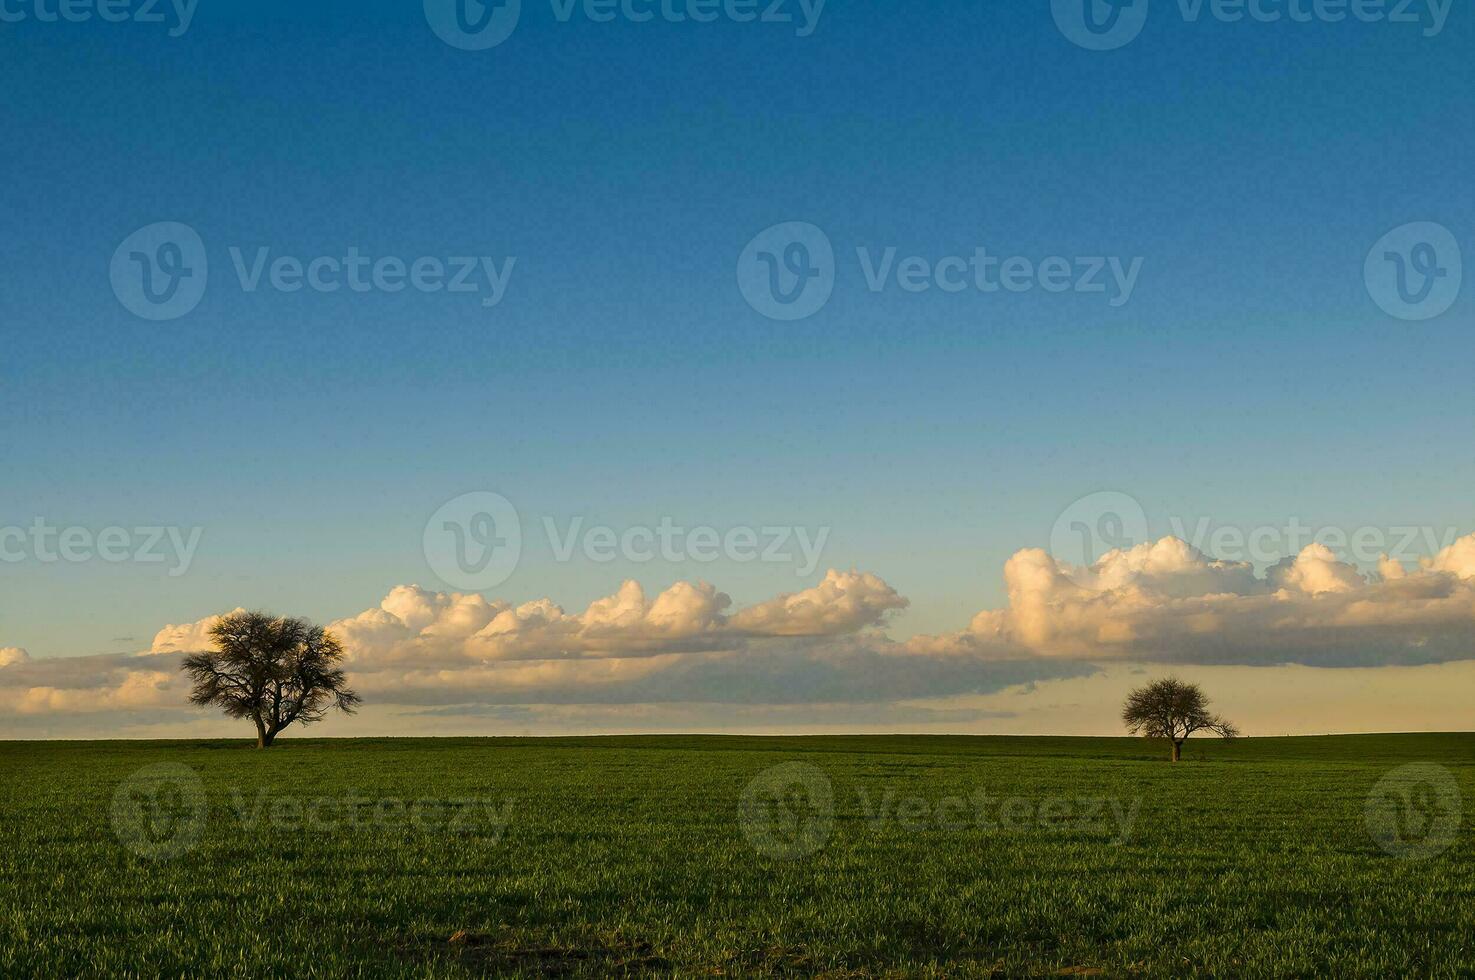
left=2, top=734, right=1472, bottom=976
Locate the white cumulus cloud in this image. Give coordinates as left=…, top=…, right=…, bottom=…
left=910, top=535, right=1475, bottom=667
left=330, top=570, right=907, bottom=668
left=9, top=530, right=1475, bottom=735
left=0, top=647, right=32, bottom=668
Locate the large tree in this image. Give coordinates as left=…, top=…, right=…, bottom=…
left=1122, top=677, right=1238, bottom=762
left=181, top=611, right=360, bottom=748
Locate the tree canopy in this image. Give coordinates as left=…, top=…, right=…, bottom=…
left=1122, top=677, right=1238, bottom=761
left=181, top=611, right=360, bottom=748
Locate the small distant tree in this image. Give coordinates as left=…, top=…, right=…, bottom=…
left=181, top=611, right=360, bottom=748
left=1122, top=677, right=1238, bottom=762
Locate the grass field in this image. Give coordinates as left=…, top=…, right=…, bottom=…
left=2, top=733, right=1472, bottom=976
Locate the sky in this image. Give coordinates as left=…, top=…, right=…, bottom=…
left=1, top=0, right=1472, bottom=738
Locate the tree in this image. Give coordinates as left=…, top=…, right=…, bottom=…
left=1122, top=677, right=1238, bottom=762
left=181, top=611, right=360, bottom=748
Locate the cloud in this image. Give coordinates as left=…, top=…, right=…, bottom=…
left=341, top=636, right=1089, bottom=709
left=911, top=535, right=1475, bottom=667
left=2, top=571, right=934, bottom=723
left=0, top=651, right=186, bottom=718
left=727, top=570, right=907, bottom=635
left=1426, top=534, right=1475, bottom=578
left=0, top=647, right=31, bottom=668
left=14, top=670, right=179, bottom=715
left=150, top=608, right=247, bottom=654
left=314, top=572, right=948, bottom=708
left=9, top=530, right=1475, bottom=735
left=329, top=570, right=907, bottom=668
left=1266, top=543, right=1366, bottom=595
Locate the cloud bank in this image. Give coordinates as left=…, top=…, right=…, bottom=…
left=910, top=536, right=1475, bottom=667
left=4, top=530, right=1475, bottom=734
left=330, top=570, right=907, bottom=668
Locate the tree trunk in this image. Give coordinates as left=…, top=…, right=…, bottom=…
left=255, top=716, right=271, bottom=749
left=1171, top=741, right=1182, bottom=763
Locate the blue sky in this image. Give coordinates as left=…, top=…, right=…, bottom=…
left=1, top=0, right=1473, bottom=736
